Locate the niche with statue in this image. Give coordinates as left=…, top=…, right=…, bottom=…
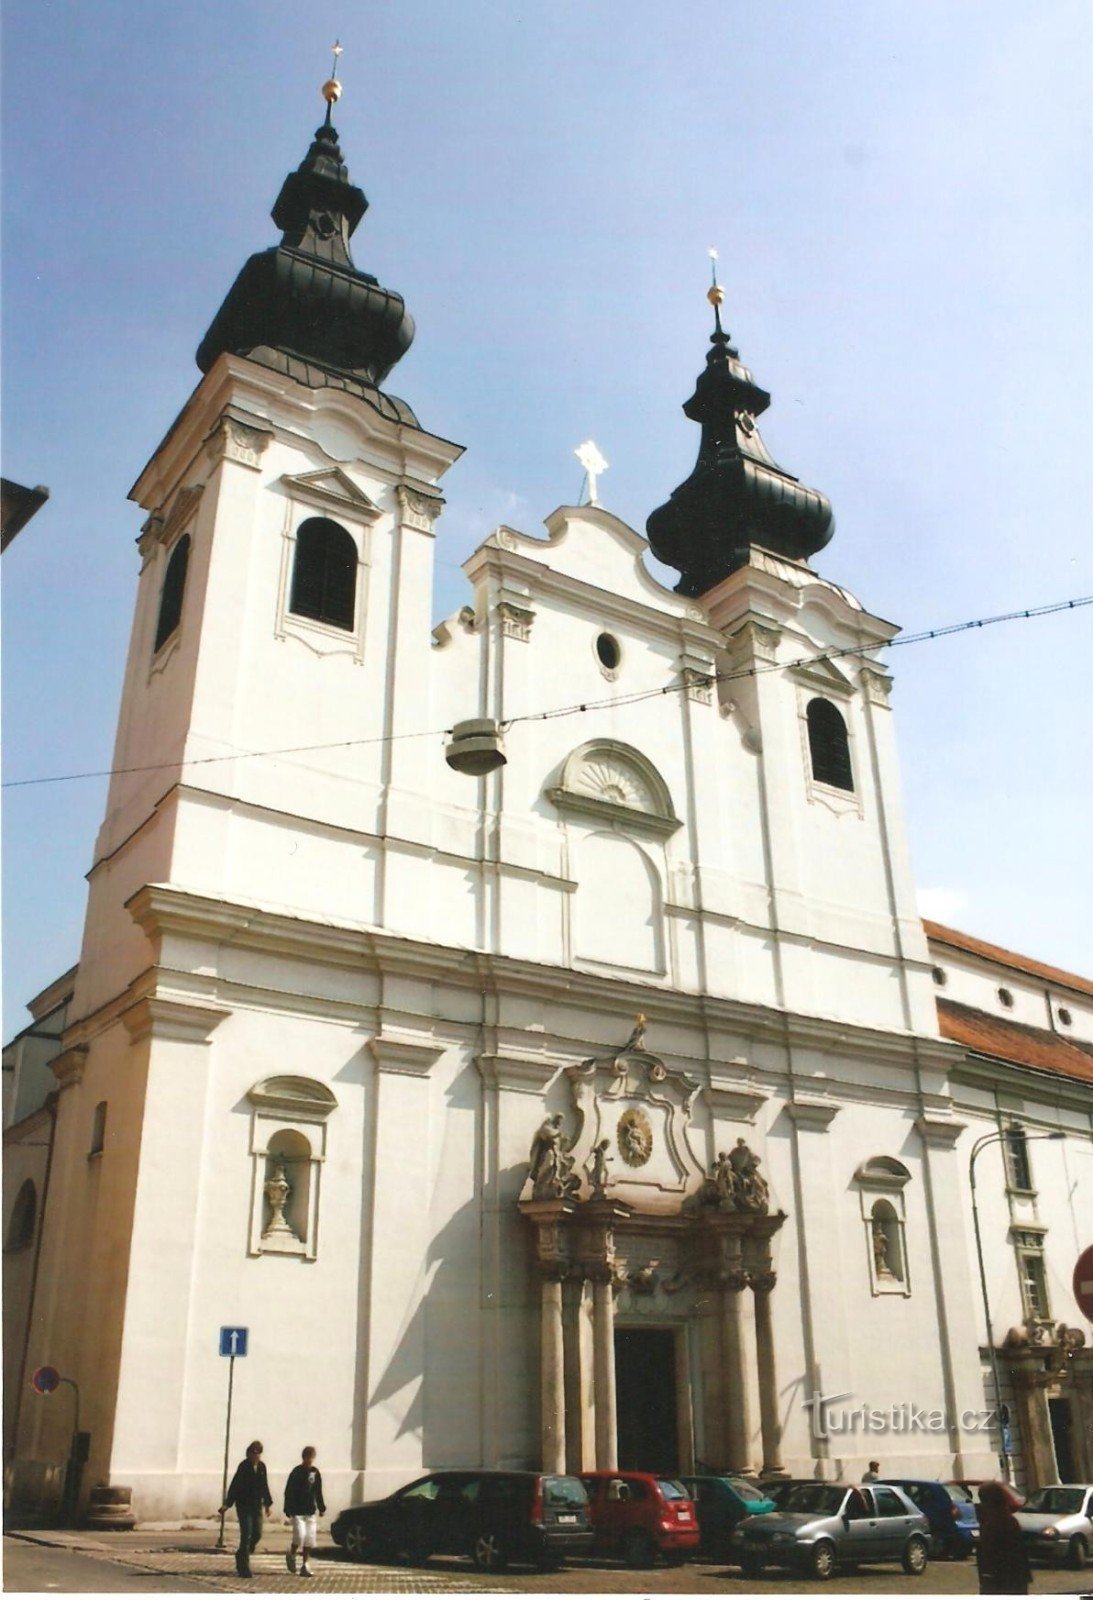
left=245, top=1076, right=337, bottom=1260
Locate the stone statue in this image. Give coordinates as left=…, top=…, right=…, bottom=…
left=587, top=1138, right=612, bottom=1193
left=528, top=1113, right=578, bottom=1200
left=701, top=1139, right=770, bottom=1214
left=729, top=1138, right=770, bottom=1213
left=872, top=1216, right=893, bottom=1276
left=622, top=1012, right=648, bottom=1052
left=262, top=1162, right=295, bottom=1238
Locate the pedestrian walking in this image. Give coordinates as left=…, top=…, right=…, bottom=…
left=284, top=1446, right=326, bottom=1577
left=862, top=1460, right=881, bottom=1482
left=220, top=1440, right=272, bottom=1578
left=976, top=1480, right=1032, bottom=1595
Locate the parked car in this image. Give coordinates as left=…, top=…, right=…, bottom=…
left=1014, top=1484, right=1093, bottom=1569
left=730, top=1481, right=932, bottom=1580
left=330, top=1469, right=594, bottom=1572
left=579, top=1471, right=700, bottom=1567
left=879, top=1479, right=978, bottom=1559
left=678, top=1474, right=777, bottom=1558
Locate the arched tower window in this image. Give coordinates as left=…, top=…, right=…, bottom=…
left=806, top=698, right=853, bottom=791
left=289, top=517, right=357, bottom=631
left=5, top=1179, right=37, bottom=1252
left=153, top=533, right=191, bottom=652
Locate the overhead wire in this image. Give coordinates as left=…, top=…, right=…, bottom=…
left=3, top=593, right=1089, bottom=792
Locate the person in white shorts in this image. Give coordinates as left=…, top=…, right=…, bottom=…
left=283, top=1446, right=326, bottom=1576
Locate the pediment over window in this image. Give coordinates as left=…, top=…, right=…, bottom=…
left=790, top=654, right=854, bottom=698
left=854, top=1155, right=911, bottom=1190
left=547, top=740, right=680, bottom=836
left=280, top=468, right=381, bottom=523
left=246, top=1076, right=338, bottom=1121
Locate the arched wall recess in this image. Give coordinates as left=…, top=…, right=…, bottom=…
left=855, top=1155, right=911, bottom=1297
left=245, top=1077, right=337, bottom=1260
left=547, top=739, right=681, bottom=836
left=573, top=832, right=665, bottom=975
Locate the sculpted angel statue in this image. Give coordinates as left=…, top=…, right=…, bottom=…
left=528, top=1113, right=578, bottom=1199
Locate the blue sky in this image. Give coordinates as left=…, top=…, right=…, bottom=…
left=3, top=1, right=1091, bottom=1037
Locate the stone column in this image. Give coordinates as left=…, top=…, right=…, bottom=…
left=752, top=1270, right=785, bottom=1474
left=721, top=1268, right=754, bottom=1473
left=591, top=1268, right=618, bottom=1470
left=540, top=1272, right=567, bottom=1474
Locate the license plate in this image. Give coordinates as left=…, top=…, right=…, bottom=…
left=557, top=1514, right=578, bottom=1524
left=678, top=1510, right=692, bottom=1521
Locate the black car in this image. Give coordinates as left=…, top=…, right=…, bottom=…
left=331, top=1469, right=594, bottom=1572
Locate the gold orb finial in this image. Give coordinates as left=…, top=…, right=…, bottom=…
left=707, top=246, right=725, bottom=306
left=322, top=40, right=344, bottom=106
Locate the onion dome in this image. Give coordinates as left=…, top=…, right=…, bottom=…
left=646, top=276, right=833, bottom=596
left=196, top=83, right=417, bottom=426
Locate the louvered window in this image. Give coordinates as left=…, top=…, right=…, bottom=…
left=289, top=518, right=357, bottom=631
left=806, top=698, right=853, bottom=791
left=153, top=533, right=190, bottom=652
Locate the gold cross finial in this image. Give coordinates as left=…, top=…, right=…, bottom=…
left=322, top=40, right=344, bottom=111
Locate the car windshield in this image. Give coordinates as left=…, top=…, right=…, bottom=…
left=544, top=1477, right=588, bottom=1508
left=657, top=1479, right=689, bottom=1501
left=778, top=1485, right=847, bottom=1516
left=1023, top=1488, right=1084, bottom=1515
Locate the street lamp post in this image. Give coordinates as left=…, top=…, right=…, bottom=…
left=969, top=1125, right=1065, bottom=1484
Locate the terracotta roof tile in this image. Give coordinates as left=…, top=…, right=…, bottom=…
left=924, top=921, right=1093, bottom=999
left=937, top=999, right=1093, bottom=1085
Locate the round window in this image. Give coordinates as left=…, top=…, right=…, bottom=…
left=596, top=633, right=621, bottom=670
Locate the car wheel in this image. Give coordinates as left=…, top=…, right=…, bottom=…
left=902, top=1535, right=929, bottom=1575
left=809, top=1539, right=837, bottom=1580
left=1067, top=1535, right=1088, bottom=1571
left=621, top=1529, right=657, bottom=1568
left=740, top=1554, right=764, bottom=1579
left=472, top=1530, right=508, bottom=1572
left=342, top=1523, right=369, bottom=1563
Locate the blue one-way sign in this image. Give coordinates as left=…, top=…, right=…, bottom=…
left=219, top=1326, right=249, bottom=1358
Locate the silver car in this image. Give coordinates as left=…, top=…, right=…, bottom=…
left=1014, top=1484, right=1093, bottom=1569
left=731, top=1481, right=931, bottom=1580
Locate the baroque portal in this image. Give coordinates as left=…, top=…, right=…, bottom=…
left=518, top=1024, right=786, bottom=1478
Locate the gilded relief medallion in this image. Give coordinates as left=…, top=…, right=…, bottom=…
left=617, top=1107, right=653, bottom=1168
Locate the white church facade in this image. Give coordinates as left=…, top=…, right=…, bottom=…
left=5, top=84, right=1092, bottom=1522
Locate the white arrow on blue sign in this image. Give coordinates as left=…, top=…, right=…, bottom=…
left=219, top=1326, right=249, bottom=1358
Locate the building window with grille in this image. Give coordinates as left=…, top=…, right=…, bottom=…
left=1018, top=1251, right=1050, bottom=1320
left=806, top=698, right=854, bottom=792
left=1004, top=1128, right=1034, bottom=1193
left=153, top=533, right=191, bottom=652
left=288, top=517, right=357, bottom=631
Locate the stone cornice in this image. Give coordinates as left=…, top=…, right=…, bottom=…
left=368, top=1032, right=443, bottom=1077
left=705, top=1075, right=768, bottom=1124
left=476, top=1053, right=558, bottom=1095
left=122, top=883, right=968, bottom=1075
left=51, top=1044, right=89, bottom=1090
left=120, top=994, right=231, bottom=1045
left=784, top=1098, right=841, bottom=1129
left=914, top=1112, right=968, bottom=1149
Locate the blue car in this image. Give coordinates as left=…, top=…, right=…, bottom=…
left=880, top=1479, right=978, bottom=1559
left=678, top=1475, right=777, bottom=1559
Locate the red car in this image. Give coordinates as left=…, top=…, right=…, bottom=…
left=579, top=1471, right=700, bottom=1567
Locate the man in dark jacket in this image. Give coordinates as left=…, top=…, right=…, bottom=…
left=283, top=1446, right=326, bottom=1576
left=220, top=1441, right=272, bottom=1578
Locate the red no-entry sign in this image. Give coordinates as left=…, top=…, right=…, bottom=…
left=30, top=1365, right=61, bottom=1395
left=1073, top=1246, right=1093, bottom=1322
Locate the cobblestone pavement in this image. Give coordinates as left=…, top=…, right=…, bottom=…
left=7, top=1530, right=1093, bottom=1596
